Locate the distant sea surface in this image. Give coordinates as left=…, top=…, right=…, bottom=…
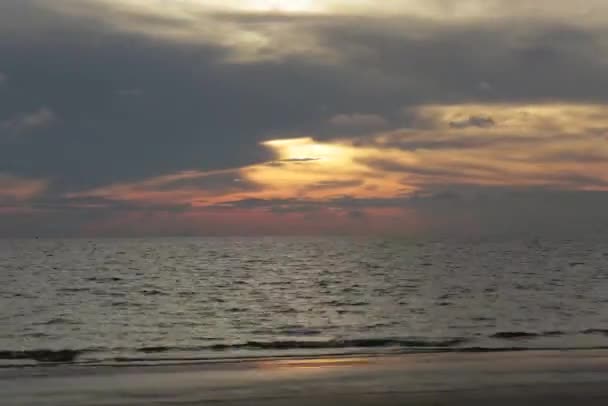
left=1, top=237, right=608, bottom=367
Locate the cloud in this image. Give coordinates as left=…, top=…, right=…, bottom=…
left=279, top=158, right=321, bottom=163
left=202, top=186, right=608, bottom=237
left=38, top=0, right=608, bottom=22
left=71, top=103, right=608, bottom=214
left=116, top=88, right=143, bottom=97
left=329, top=113, right=389, bottom=130
left=308, top=179, right=364, bottom=190
left=449, top=115, right=495, bottom=129
left=1, top=107, right=56, bottom=136
left=3, top=0, right=608, bottom=191
left=0, top=72, right=6, bottom=86
left=478, top=81, right=493, bottom=92
left=0, top=173, right=48, bottom=202
left=1, top=0, right=608, bottom=236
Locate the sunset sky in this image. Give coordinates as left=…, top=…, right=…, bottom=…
left=1, top=0, right=608, bottom=236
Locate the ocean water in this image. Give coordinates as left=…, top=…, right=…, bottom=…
left=1, top=237, right=608, bottom=366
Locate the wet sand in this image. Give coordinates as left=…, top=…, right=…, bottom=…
left=2, top=350, right=608, bottom=405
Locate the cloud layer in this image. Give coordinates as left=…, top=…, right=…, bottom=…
left=1, top=0, right=607, bottom=236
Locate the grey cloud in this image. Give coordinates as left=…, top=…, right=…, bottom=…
left=213, top=197, right=294, bottom=209
left=449, top=115, right=495, bottom=129
left=0, top=194, right=191, bottom=237
left=314, top=18, right=608, bottom=105
left=1, top=107, right=56, bottom=136
left=237, top=188, right=608, bottom=237
left=270, top=205, right=322, bottom=214
left=3, top=186, right=608, bottom=237
left=360, top=157, right=507, bottom=180
left=0, top=72, right=6, bottom=85
left=478, top=81, right=493, bottom=92
left=116, top=88, right=143, bottom=97
left=540, top=149, right=608, bottom=164
left=307, top=180, right=364, bottom=190
left=213, top=186, right=608, bottom=216
left=264, top=158, right=322, bottom=168
left=27, top=195, right=190, bottom=213
left=156, top=171, right=262, bottom=192
left=214, top=196, right=412, bottom=211
left=329, top=113, right=389, bottom=129
left=356, top=132, right=547, bottom=151
left=279, top=158, right=321, bottom=163
left=347, top=210, right=367, bottom=219
left=537, top=173, right=608, bottom=189
left=412, top=187, right=608, bottom=237
left=410, top=190, right=462, bottom=202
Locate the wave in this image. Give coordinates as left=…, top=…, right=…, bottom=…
left=3, top=329, right=608, bottom=365
left=0, top=338, right=466, bottom=363
left=490, top=331, right=565, bottom=339
left=0, top=349, right=82, bottom=363
left=134, top=338, right=469, bottom=353
left=207, top=338, right=468, bottom=351
left=582, top=329, right=608, bottom=336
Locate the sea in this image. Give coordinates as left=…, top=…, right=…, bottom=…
left=1, top=237, right=608, bottom=367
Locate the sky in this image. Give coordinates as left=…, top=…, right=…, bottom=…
left=1, top=0, right=608, bottom=237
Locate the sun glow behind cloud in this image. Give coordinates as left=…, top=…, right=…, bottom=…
left=8, top=100, right=608, bottom=236
left=70, top=102, right=608, bottom=209
left=263, top=137, right=352, bottom=164
left=245, top=137, right=411, bottom=200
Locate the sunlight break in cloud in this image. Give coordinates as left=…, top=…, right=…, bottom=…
left=71, top=102, right=608, bottom=216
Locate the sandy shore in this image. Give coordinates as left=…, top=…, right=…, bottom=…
left=2, top=350, right=608, bottom=405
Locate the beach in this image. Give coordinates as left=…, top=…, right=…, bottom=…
left=3, top=350, right=608, bottom=405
